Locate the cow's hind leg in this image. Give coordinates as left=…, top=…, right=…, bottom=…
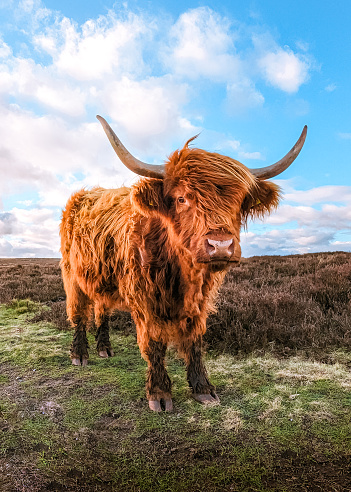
left=181, top=335, right=219, bottom=404
left=144, top=339, right=173, bottom=412
left=95, top=313, right=114, bottom=358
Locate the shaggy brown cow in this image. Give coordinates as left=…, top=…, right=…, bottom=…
left=60, top=117, right=307, bottom=412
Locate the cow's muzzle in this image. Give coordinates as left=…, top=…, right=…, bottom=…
left=192, top=232, right=240, bottom=266
left=205, top=237, right=234, bottom=260
left=201, top=231, right=238, bottom=263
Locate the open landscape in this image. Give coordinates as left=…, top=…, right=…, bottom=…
left=1, top=0, right=351, bottom=490
left=0, top=253, right=350, bottom=491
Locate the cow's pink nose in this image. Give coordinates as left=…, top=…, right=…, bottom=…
left=205, top=238, right=234, bottom=260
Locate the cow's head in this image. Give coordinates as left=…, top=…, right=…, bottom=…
left=97, top=116, right=307, bottom=271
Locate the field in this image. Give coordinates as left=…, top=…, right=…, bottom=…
left=0, top=253, right=350, bottom=491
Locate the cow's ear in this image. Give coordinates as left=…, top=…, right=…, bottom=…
left=241, top=179, right=281, bottom=224
left=131, top=178, right=168, bottom=217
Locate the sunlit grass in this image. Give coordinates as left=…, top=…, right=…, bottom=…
left=1, top=303, right=350, bottom=490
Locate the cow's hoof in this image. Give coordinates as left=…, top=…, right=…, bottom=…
left=148, top=398, right=173, bottom=412
left=98, top=349, right=114, bottom=358
left=193, top=392, right=220, bottom=404
left=71, top=357, right=88, bottom=367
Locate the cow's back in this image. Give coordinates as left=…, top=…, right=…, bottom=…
left=60, top=186, right=133, bottom=295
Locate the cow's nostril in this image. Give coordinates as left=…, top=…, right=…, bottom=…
left=206, top=239, right=216, bottom=254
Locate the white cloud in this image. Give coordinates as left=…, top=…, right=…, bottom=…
left=0, top=212, right=17, bottom=234
left=226, top=80, right=264, bottom=113
left=284, top=185, right=351, bottom=205
left=252, top=32, right=312, bottom=93
left=0, top=3, right=323, bottom=258
left=0, top=38, right=11, bottom=58
left=100, top=76, right=195, bottom=150
left=325, top=83, right=337, bottom=92
left=227, top=140, right=240, bottom=151
left=164, top=7, right=239, bottom=82
left=34, top=12, right=150, bottom=81
left=258, top=48, right=310, bottom=93
left=339, top=133, right=351, bottom=140
left=164, top=7, right=313, bottom=114
left=0, top=56, right=87, bottom=116
left=0, top=207, right=60, bottom=257
left=241, top=227, right=343, bottom=256
left=266, top=203, right=351, bottom=230
left=295, top=40, right=310, bottom=52
left=238, top=150, right=263, bottom=160
left=241, top=184, right=351, bottom=256
left=19, top=0, right=39, bottom=13
left=0, top=106, right=137, bottom=201
left=36, top=83, right=85, bottom=116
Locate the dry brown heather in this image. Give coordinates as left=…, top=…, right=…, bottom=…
left=0, top=252, right=350, bottom=355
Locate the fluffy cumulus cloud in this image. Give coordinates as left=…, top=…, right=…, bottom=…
left=241, top=227, right=344, bottom=257
left=163, top=7, right=266, bottom=112
left=241, top=184, right=351, bottom=256
left=0, top=58, right=87, bottom=116
left=34, top=13, right=150, bottom=81
left=0, top=207, right=60, bottom=257
left=0, top=1, right=332, bottom=258
left=164, top=7, right=239, bottom=82
left=0, top=213, right=17, bottom=235
left=253, top=33, right=312, bottom=93
left=258, top=48, right=310, bottom=93
left=162, top=7, right=312, bottom=111
left=99, top=76, right=195, bottom=150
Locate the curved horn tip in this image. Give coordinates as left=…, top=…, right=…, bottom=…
left=296, top=124, right=308, bottom=147
left=248, top=125, right=308, bottom=179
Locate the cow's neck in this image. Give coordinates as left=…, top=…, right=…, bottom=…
left=134, top=216, right=225, bottom=320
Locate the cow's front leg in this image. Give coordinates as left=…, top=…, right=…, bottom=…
left=95, top=314, right=114, bottom=358
left=63, top=277, right=90, bottom=367
left=71, top=316, right=89, bottom=367
left=182, top=335, right=219, bottom=404
left=145, top=339, right=173, bottom=412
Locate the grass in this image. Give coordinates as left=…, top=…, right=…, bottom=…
left=0, top=299, right=351, bottom=491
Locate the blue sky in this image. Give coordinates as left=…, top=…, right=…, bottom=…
left=0, top=0, right=350, bottom=257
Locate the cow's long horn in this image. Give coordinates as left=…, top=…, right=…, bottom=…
left=97, top=115, right=165, bottom=179
left=249, top=126, right=307, bottom=179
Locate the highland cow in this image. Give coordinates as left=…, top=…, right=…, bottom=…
left=60, top=116, right=307, bottom=411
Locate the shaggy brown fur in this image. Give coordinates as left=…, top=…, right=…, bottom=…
left=60, top=140, right=280, bottom=409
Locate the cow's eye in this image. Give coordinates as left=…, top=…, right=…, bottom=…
left=177, top=197, right=185, bottom=204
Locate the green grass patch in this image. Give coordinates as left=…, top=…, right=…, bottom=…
left=1, top=303, right=351, bottom=491
left=6, top=298, right=42, bottom=314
